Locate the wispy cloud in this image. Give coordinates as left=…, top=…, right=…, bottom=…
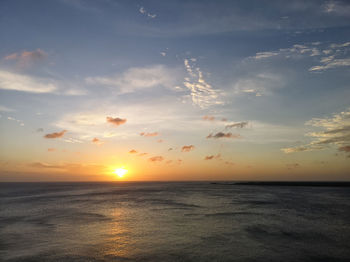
left=181, top=145, right=195, bottom=152
left=206, top=132, right=241, bottom=139
left=139, top=6, right=156, bottom=19
left=63, top=137, right=83, bottom=144
left=149, top=156, right=164, bottom=162
left=47, top=148, right=56, bottom=152
left=224, top=161, right=234, bottom=166
left=4, top=49, right=47, bottom=68
left=233, top=73, right=283, bottom=97
left=92, top=137, right=104, bottom=145
left=202, top=115, right=229, bottom=123
left=28, top=162, right=106, bottom=173
left=53, top=110, right=137, bottom=140
left=282, top=108, right=350, bottom=155
left=204, top=154, right=221, bottom=160
left=183, top=59, right=222, bottom=108
left=6, top=116, right=24, bottom=126
left=309, top=58, right=350, bottom=71
left=225, top=121, right=248, bottom=129
left=29, top=162, right=64, bottom=169
left=0, top=70, right=57, bottom=93
left=138, top=152, right=148, bottom=156
left=140, top=132, right=159, bottom=137
left=129, top=149, right=138, bottom=154
left=106, top=117, right=127, bottom=126
left=252, top=44, right=321, bottom=61
left=0, top=105, right=14, bottom=112
left=44, top=130, right=67, bottom=139
left=203, top=115, right=215, bottom=121
left=286, top=163, right=300, bottom=170
left=254, top=51, right=279, bottom=60
left=323, top=1, right=350, bottom=16
left=86, top=65, right=179, bottom=93
left=252, top=41, right=350, bottom=72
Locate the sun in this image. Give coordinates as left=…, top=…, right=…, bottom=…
left=114, top=168, right=128, bottom=178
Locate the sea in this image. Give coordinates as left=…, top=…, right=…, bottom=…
left=0, top=182, right=349, bottom=262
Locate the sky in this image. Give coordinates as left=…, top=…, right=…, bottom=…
left=0, top=0, right=349, bottom=181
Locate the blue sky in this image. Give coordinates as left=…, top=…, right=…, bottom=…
left=0, top=0, right=349, bottom=181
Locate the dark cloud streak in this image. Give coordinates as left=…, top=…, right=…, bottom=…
left=206, top=132, right=241, bottom=139
left=106, top=117, right=127, bottom=126
left=44, top=130, right=67, bottom=139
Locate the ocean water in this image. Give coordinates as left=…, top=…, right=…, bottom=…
left=0, top=182, right=349, bottom=262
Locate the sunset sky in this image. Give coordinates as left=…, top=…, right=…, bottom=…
left=0, top=0, right=349, bottom=181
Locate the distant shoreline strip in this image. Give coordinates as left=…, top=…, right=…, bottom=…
left=212, top=182, right=350, bottom=187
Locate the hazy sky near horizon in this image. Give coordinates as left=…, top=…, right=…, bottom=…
left=0, top=0, right=349, bottom=181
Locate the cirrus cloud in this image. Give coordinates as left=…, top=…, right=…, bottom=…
left=282, top=108, right=350, bottom=156
left=183, top=59, right=223, bottom=108
left=86, top=65, right=180, bottom=93
left=0, top=70, right=57, bottom=93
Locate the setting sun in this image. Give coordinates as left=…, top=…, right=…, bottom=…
left=114, top=168, right=128, bottom=178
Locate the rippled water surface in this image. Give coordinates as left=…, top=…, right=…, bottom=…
left=1, top=182, right=349, bottom=261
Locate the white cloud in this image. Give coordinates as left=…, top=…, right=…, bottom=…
left=233, top=73, right=283, bottom=97
left=139, top=6, right=156, bottom=19
left=0, top=70, right=56, bottom=93
left=323, top=1, right=350, bottom=16
left=251, top=41, right=350, bottom=72
left=252, top=44, right=322, bottom=61
left=6, top=115, right=24, bottom=126
left=63, top=137, right=83, bottom=144
left=282, top=108, right=350, bottom=154
left=254, top=51, right=279, bottom=59
left=330, top=42, right=350, bottom=48
left=0, top=70, right=86, bottom=95
left=86, top=65, right=180, bottom=93
left=309, top=58, right=350, bottom=71
left=183, top=59, right=223, bottom=108
left=139, top=7, right=146, bottom=14
left=0, top=105, right=14, bottom=112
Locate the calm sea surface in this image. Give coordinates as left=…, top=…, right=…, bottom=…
left=0, top=182, right=349, bottom=262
